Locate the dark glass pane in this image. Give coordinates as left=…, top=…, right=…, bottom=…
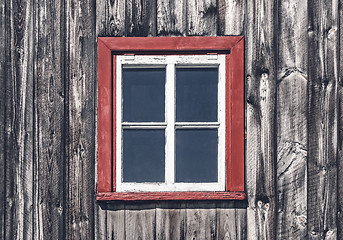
left=123, top=129, right=165, bottom=182
left=175, top=129, right=218, bottom=182
left=176, top=68, right=218, bottom=122
left=123, top=68, right=165, bottom=122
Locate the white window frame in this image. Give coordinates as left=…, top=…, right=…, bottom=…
left=116, top=55, right=226, bottom=192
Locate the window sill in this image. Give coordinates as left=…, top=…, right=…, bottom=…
left=96, top=191, right=246, bottom=201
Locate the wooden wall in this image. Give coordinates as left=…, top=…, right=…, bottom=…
left=0, top=0, right=342, bottom=239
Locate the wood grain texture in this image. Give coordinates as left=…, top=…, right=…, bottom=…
left=185, top=202, right=217, bottom=239
left=125, top=0, right=157, bottom=36
left=338, top=2, right=343, bottom=238
left=157, top=0, right=186, bottom=36
left=187, top=0, right=217, bottom=36
left=34, top=0, right=66, bottom=238
left=216, top=202, right=247, bottom=239
left=308, top=0, right=339, bottom=238
left=65, top=0, right=96, bottom=238
left=276, top=0, right=308, bottom=238
left=218, top=0, right=245, bottom=35
left=96, top=0, right=125, bottom=37
left=97, top=192, right=246, bottom=201
left=94, top=204, right=108, bottom=240
left=155, top=202, right=186, bottom=240
left=0, top=0, right=6, bottom=238
left=125, top=203, right=156, bottom=240
left=106, top=203, right=125, bottom=240
left=4, top=0, right=34, bottom=239
left=246, top=0, right=277, bottom=239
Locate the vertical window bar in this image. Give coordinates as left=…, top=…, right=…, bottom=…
left=165, top=62, right=175, bottom=185
left=116, top=58, right=123, bottom=190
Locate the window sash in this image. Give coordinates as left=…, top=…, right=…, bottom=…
left=116, top=55, right=226, bottom=192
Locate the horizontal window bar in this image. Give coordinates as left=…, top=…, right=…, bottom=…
left=122, top=125, right=167, bottom=129
left=175, top=125, right=219, bottom=129
left=175, top=122, right=219, bottom=126
left=122, top=122, right=167, bottom=126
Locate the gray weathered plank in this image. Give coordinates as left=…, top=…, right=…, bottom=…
left=307, top=0, right=339, bottom=238
left=65, top=0, right=96, bottom=238
left=246, top=0, right=277, bottom=239
left=125, top=203, right=156, bottom=240
left=218, top=0, right=245, bottom=36
left=94, top=203, right=108, bottom=240
left=338, top=2, right=343, bottom=238
left=4, top=0, right=34, bottom=238
left=216, top=202, right=247, bottom=239
left=187, top=0, right=217, bottom=36
left=0, top=0, right=6, bottom=238
left=155, top=202, right=186, bottom=240
left=156, top=0, right=187, bottom=36
left=125, top=0, right=157, bottom=36
left=33, top=0, right=66, bottom=238
left=96, top=0, right=125, bottom=36
left=185, top=202, right=217, bottom=240
left=106, top=204, right=125, bottom=240
left=276, top=0, right=308, bottom=238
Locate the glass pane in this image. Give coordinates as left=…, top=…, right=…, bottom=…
left=176, top=68, right=218, bottom=122
left=123, top=68, right=165, bottom=122
left=123, top=129, right=165, bottom=182
left=175, top=129, right=218, bottom=183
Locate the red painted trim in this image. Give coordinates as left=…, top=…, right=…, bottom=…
left=97, top=36, right=245, bottom=198
left=225, top=54, right=232, bottom=191
left=99, top=36, right=242, bottom=52
left=230, top=38, right=245, bottom=191
left=97, top=191, right=246, bottom=201
left=97, top=39, right=112, bottom=192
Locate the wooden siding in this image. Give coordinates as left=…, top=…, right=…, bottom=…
left=0, top=0, right=341, bottom=239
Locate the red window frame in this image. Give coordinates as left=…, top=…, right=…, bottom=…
left=97, top=36, right=245, bottom=201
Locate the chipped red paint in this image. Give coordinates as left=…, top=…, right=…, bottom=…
left=96, top=192, right=246, bottom=201
left=97, top=36, right=245, bottom=200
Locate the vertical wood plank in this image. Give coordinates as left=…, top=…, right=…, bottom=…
left=155, top=202, right=186, bottom=240
left=33, top=0, right=66, bottom=238
left=338, top=1, right=343, bottom=238
left=125, top=203, right=156, bottom=240
left=276, top=0, right=308, bottom=238
left=94, top=204, right=108, bottom=240
left=125, top=0, right=157, bottom=36
left=185, top=202, right=217, bottom=240
left=106, top=204, right=126, bottom=240
left=218, top=0, right=245, bottom=35
left=308, top=0, right=339, bottom=238
left=246, top=0, right=277, bottom=239
left=216, top=202, right=247, bottom=239
left=96, top=0, right=125, bottom=36
left=4, top=0, right=34, bottom=238
left=65, top=0, right=96, bottom=238
left=156, top=0, right=187, bottom=36
left=0, top=0, right=6, bottom=238
left=187, top=0, right=217, bottom=36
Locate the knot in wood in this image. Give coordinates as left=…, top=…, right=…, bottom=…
left=328, top=27, right=337, bottom=40
left=261, top=73, right=268, bottom=79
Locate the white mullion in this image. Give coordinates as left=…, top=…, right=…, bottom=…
left=175, top=122, right=220, bottom=126
left=116, top=57, right=123, bottom=191
left=122, top=126, right=167, bottom=129
left=122, top=122, right=167, bottom=126
left=165, top=61, right=175, bottom=185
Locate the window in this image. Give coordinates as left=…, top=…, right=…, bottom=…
left=97, top=37, right=245, bottom=200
